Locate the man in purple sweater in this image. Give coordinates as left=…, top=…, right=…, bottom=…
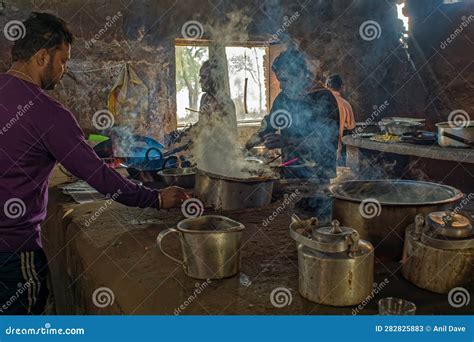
left=0, top=12, right=188, bottom=314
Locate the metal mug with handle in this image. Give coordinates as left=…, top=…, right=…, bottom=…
left=156, top=227, right=183, bottom=265
left=157, top=215, right=245, bottom=280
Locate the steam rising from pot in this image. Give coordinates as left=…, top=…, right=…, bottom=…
left=187, top=11, right=273, bottom=179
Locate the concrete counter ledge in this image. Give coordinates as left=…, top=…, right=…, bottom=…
left=41, top=182, right=472, bottom=315
left=343, top=136, right=474, bottom=164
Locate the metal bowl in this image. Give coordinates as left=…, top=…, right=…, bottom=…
left=330, top=180, right=464, bottom=260
left=158, top=167, right=196, bottom=188
left=385, top=121, right=424, bottom=136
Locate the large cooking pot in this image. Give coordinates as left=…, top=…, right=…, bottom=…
left=330, top=180, right=463, bottom=261
left=195, top=169, right=275, bottom=211
left=436, top=121, right=474, bottom=148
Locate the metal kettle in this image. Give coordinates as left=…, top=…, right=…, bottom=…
left=290, top=215, right=374, bottom=306
left=402, top=211, right=474, bottom=293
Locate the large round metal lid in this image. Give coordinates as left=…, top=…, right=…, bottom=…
left=330, top=180, right=463, bottom=206
left=427, top=211, right=473, bottom=238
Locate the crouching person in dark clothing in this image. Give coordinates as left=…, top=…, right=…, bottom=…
left=246, top=48, right=339, bottom=183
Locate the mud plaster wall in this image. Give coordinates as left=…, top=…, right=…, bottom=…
left=0, top=0, right=471, bottom=140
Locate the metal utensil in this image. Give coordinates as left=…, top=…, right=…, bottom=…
left=244, top=157, right=264, bottom=164
left=265, top=153, right=282, bottom=165
left=158, top=167, right=196, bottom=188
left=436, top=121, right=474, bottom=147
left=441, top=131, right=474, bottom=147
left=402, top=212, right=474, bottom=293
left=385, top=121, right=424, bottom=136
left=400, top=131, right=437, bottom=145
left=280, top=158, right=299, bottom=167
left=330, top=180, right=464, bottom=261
left=194, top=169, right=275, bottom=211
left=157, top=215, right=244, bottom=279
left=290, top=216, right=374, bottom=306
left=381, top=117, right=426, bottom=125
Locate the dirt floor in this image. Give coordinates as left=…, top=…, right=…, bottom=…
left=42, top=174, right=474, bottom=315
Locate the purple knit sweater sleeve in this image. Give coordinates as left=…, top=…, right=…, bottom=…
left=39, top=99, right=159, bottom=209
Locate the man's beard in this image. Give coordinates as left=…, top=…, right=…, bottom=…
left=41, top=59, right=60, bottom=90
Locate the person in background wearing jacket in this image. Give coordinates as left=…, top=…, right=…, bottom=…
left=325, top=74, right=356, bottom=164
left=0, top=12, right=188, bottom=315
left=246, top=48, right=340, bottom=182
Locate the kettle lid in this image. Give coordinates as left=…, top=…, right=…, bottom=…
left=413, top=212, right=474, bottom=250
left=289, top=217, right=359, bottom=253
left=312, top=220, right=356, bottom=249
left=426, top=211, right=473, bottom=238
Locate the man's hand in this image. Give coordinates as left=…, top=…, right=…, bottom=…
left=263, top=133, right=284, bottom=149
left=245, top=133, right=263, bottom=150
left=159, top=186, right=189, bottom=209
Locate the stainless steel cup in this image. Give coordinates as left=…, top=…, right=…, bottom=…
left=157, top=215, right=244, bottom=280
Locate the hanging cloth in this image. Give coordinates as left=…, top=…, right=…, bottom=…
left=108, top=63, right=149, bottom=130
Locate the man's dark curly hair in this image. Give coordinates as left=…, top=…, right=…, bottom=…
left=11, top=12, right=74, bottom=62
left=326, top=74, right=343, bottom=91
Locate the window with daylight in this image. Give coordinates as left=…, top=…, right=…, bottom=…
left=175, top=41, right=270, bottom=126
left=396, top=2, right=410, bottom=33
left=175, top=45, right=209, bottom=125
left=227, top=46, right=268, bottom=123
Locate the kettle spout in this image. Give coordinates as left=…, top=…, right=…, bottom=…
left=291, top=214, right=318, bottom=227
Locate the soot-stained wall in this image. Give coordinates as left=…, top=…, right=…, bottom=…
left=406, top=0, right=474, bottom=129
left=0, top=0, right=470, bottom=139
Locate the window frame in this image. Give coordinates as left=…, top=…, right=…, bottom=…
left=175, top=39, right=272, bottom=128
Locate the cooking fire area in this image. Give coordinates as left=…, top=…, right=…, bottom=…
left=0, top=0, right=472, bottom=317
